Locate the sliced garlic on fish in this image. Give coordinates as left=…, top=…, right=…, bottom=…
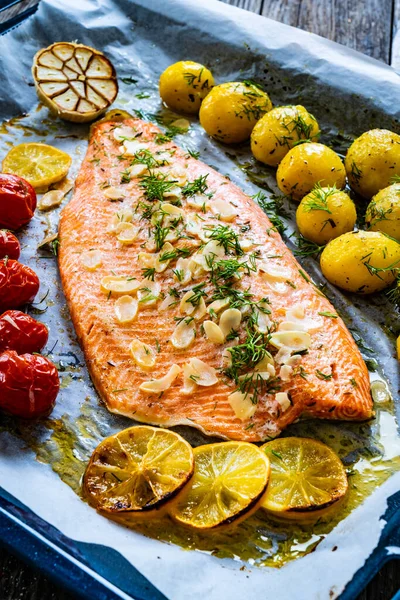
left=286, top=354, right=302, bottom=367
left=207, top=298, right=230, bottom=315
left=284, top=304, right=323, bottom=332
left=183, top=358, right=218, bottom=387
left=208, top=198, right=236, bottom=222
left=240, top=238, right=253, bottom=252
left=275, top=392, right=291, bottom=412
left=160, top=203, right=185, bottom=226
left=219, top=308, right=242, bottom=339
left=158, top=293, right=178, bottom=312
left=269, top=330, right=311, bottom=352
left=156, top=242, right=175, bottom=272
left=179, top=289, right=206, bottom=319
left=138, top=252, right=156, bottom=269
left=81, top=249, right=102, bottom=271
left=203, top=320, right=224, bottom=344
left=253, top=304, right=272, bottom=334
left=163, top=186, right=183, bottom=199
left=116, top=222, right=138, bottom=245
left=228, top=391, right=257, bottom=421
left=173, top=258, right=192, bottom=285
left=108, top=208, right=133, bottom=232
left=32, top=42, right=118, bottom=123
left=186, top=194, right=207, bottom=209
left=123, top=140, right=150, bottom=156
left=140, top=364, right=181, bottom=393
left=166, top=165, right=187, bottom=187
left=171, top=320, right=196, bottom=349
left=254, top=354, right=274, bottom=372
left=201, top=239, right=225, bottom=261
left=100, top=276, right=141, bottom=295
left=156, top=151, right=172, bottom=164
left=137, top=280, right=161, bottom=306
left=130, top=339, right=156, bottom=370
left=103, top=186, right=125, bottom=201
left=128, top=163, right=148, bottom=177
left=114, top=295, right=138, bottom=324
left=38, top=189, right=65, bottom=211
left=259, top=263, right=292, bottom=281
left=279, top=364, right=293, bottom=382
left=113, top=126, right=137, bottom=141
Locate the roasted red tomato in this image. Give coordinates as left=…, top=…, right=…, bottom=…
left=0, top=174, right=37, bottom=230
left=0, top=230, right=20, bottom=260
left=0, top=310, right=48, bottom=354
left=0, top=259, right=39, bottom=311
left=0, top=351, right=59, bottom=418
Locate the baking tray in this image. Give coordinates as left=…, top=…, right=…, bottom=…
left=0, top=1, right=400, bottom=599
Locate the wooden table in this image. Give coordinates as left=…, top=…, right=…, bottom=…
left=0, top=0, right=400, bottom=599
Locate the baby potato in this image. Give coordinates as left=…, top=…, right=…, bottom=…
left=250, top=105, right=320, bottom=167
left=345, top=129, right=400, bottom=199
left=199, top=81, right=272, bottom=144
left=276, top=142, right=346, bottom=201
left=296, top=185, right=356, bottom=245
left=365, top=183, right=400, bottom=241
left=159, top=61, right=214, bottom=114
left=320, top=230, right=400, bottom=294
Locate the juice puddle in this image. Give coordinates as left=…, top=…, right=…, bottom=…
left=2, top=394, right=399, bottom=568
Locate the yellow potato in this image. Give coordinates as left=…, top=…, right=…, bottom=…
left=320, top=231, right=400, bottom=294
left=276, top=142, right=346, bottom=201
left=199, top=81, right=272, bottom=144
left=345, top=129, right=400, bottom=199
left=296, top=185, right=357, bottom=245
left=159, top=61, right=214, bottom=114
left=250, top=105, right=320, bottom=167
left=365, top=183, right=400, bottom=241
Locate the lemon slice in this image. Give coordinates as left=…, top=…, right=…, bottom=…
left=261, top=437, right=348, bottom=518
left=83, top=426, right=194, bottom=514
left=2, top=143, right=72, bottom=189
left=169, top=442, right=270, bottom=529
left=32, top=42, right=118, bottom=123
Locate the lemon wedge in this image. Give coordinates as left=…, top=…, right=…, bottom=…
left=83, top=426, right=194, bottom=514
left=261, top=437, right=348, bottom=519
left=32, top=42, right=118, bottom=123
left=169, top=442, right=270, bottom=529
left=2, top=143, right=72, bottom=189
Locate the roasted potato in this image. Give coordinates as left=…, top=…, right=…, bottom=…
left=320, top=230, right=400, bottom=294
left=250, top=105, right=320, bottom=167
left=296, top=185, right=356, bottom=245
left=199, top=81, right=272, bottom=144
left=345, top=129, right=400, bottom=199
left=365, top=183, right=400, bottom=241
left=276, top=142, right=346, bottom=201
left=159, top=61, right=214, bottom=114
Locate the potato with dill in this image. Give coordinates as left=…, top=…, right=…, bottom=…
left=250, top=105, right=320, bottom=167
left=296, top=184, right=357, bottom=245
left=199, top=81, right=272, bottom=144
left=276, top=142, right=346, bottom=201
left=345, top=129, right=400, bottom=199
left=365, top=182, right=400, bottom=241
left=159, top=61, right=214, bottom=114
left=320, top=230, right=400, bottom=294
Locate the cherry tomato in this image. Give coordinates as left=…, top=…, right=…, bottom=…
left=0, top=174, right=37, bottom=230
left=0, top=259, right=39, bottom=311
left=0, top=351, right=59, bottom=418
left=0, top=310, right=48, bottom=354
left=0, top=230, right=20, bottom=260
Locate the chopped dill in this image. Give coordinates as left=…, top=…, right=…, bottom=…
left=204, top=224, right=243, bottom=255
left=301, top=183, right=337, bottom=213
left=182, top=174, right=209, bottom=197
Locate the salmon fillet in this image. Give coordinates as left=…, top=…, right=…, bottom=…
left=58, top=116, right=373, bottom=442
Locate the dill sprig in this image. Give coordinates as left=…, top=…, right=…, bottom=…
left=253, top=190, right=287, bottom=235
left=182, top=174, right=209, bottom=197
left=204, top=224, right=243, bottom=255
left=350, top=161, right=362, bottom=183
left=154, top=223, right=170, bottom=250
left=301, top=183, right=337, bottom=213
left=140, top=173, right=177, bottom=201
left=294, top=234, right=326, bottom=258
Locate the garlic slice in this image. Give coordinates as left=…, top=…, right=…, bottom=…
left=183, top=357, right=218, bottom=387
left=38, top=189, right=65, bottom=211
left=116, top=222, right=138, bottom=245
left=259, top=264, right=292, bottom=282
left=140, top=364, right=181, bottom=393
left=81, top=249, right=102, bottom=271
left=186, top=194, right=207, bottom=209
left=285, top=304, right=323, bottom=333
left=228, top=391, right=257, bottom=421
left=114, top=296, right=138, bottom=324
left=171, top=320, right=196, bottom=349
left=113, top=126, right=136, bottom=142
left=275, top=392, right=291, bottom=412
left=203, top=320, right=224, bottom=344
left=108, top=208, right=133, bottom=232
left=207, top=298, right=230, bottom=315
left=137, top=280, right=161, bottom=306
left=254, top=354, right=275, bottom=373
left=279, top=364, right=293, bottom=382
left=179, top=290, right=206, bottom=319
left=167, top=165, right=187, bottom=187
left=103, top=186, right=125, bottom=201
left=253, top=303, right=272, bottom=334
left=130, top=339, right=156, bottom=370
left=219, top=308, right=242, bottom=339
left=100, top=276, right=141, bottom=296
left=123, top=140, right=150, bottom=156
left=32, top=42, right=118, bottom=123
left=173, top=258, right=192, bottom=285
left=208, top=198, right=236, bottom=222
left=128, top=163, right=148, bottom=177
left=160, top=202, right=185, bottom=226
left=269, top=331, right=311, bottom=352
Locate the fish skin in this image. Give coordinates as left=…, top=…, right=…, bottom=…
left=58, top=117, right=373, bottom=442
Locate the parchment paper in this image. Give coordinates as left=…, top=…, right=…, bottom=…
left=0, top=1, right=400, bottom=599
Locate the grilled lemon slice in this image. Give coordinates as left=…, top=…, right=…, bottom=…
left=83, top=426, right=194, bottom=514
left=2, top=143, right=71, bottom=189
left=261, top=437, right=348, bottom=518
left=32, top=42, right=118, bottom=123
left=169, top=442, right=270, bottom=529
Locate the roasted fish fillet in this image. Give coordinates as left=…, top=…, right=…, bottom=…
left=58, top=115, right=373, bottom=442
